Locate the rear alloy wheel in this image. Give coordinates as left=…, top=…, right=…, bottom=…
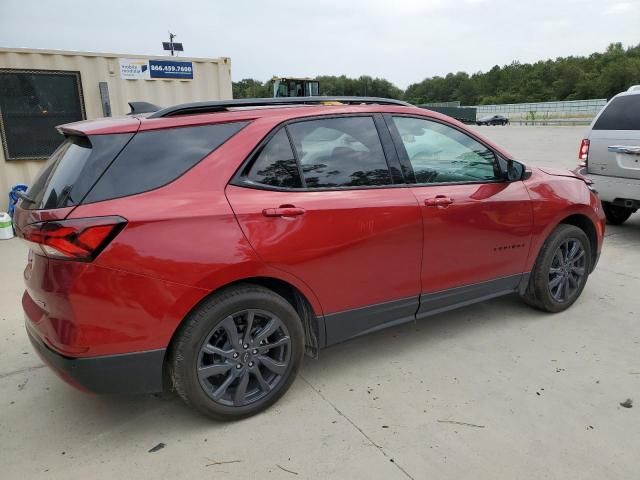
left=170, top=284, right=304, bottom=420
left=602, top=202, right=634, bottom=225
left=522, top=224, right=591, bottom=312
left=197, top=309, right=290, bottom=407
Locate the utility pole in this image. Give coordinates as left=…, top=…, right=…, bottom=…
left=168, top=32, right=176, bottom=57
left=162, top=33, right=184, bottom=56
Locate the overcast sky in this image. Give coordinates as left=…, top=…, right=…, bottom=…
left=1, top=0, right=638, bottom=88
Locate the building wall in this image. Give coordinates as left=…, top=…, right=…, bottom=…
left=0, top=47, right=233, bottom=210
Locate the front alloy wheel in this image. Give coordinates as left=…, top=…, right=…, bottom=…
left=521, top=224, right=591, bottom=312
left=548, top=239, right=586, bottom=302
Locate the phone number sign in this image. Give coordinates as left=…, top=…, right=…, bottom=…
left=149, top=60, right=193, bottom=79
left=120, top=58, right=193, bottom=80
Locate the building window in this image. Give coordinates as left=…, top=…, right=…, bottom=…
left=0, top=69, right=86, bottom=161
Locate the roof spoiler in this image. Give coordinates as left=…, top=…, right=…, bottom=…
left=128, top=101, right=161, bottom=115
left=148, top=96, right=412, bottom=118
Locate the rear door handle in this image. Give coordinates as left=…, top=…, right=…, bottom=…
left=424, top=196, right=454, bottom=207
left=262, top=206, right=306, bottom=217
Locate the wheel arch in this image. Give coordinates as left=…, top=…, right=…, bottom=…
left=164, top=275, right=324, bottom=385
left=558, top=213, right=598, bottom=271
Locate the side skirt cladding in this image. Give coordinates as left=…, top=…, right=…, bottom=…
left=318, top=274, right=527, bottom=348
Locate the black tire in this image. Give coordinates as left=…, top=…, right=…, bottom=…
left=521, top=224, right=591, bottom=313
left=602, top=202, right=633, bottom=225
left=170, top=284, right=304, bottom=420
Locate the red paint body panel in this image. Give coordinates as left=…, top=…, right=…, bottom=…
left=59, top=116, right=141, bottom=135
left=15, top=104, right=604, bottom=368
left=226, top=184, right=423, bottom=315
left=410, top=181, right=534, bottom=292
left=523, top=167, right=605, bottom=272
left=22, top=258, right=205, bottom=356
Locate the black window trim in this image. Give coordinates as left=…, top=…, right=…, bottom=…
left=230, top=113, right=408, bottom=192
left=382, top=113, right=510, bottom=187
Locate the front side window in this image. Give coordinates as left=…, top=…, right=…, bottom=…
left=287, top=116, right=392, bottom=188
left=392, top=116, right=500, bottom=184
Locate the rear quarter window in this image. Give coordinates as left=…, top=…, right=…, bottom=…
left=24, top=134, right=133, bottom=210
left=84, top=121, right=248, bottom=203
left=593, top=95, right=640, bottom=130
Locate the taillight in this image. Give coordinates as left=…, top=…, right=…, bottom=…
left=19, top=216, right=126, bottom=261
left=578, top=139, right=590, bottom=167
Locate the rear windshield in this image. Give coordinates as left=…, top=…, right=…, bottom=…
left=593, top=95, right=640, bottom=130
left=24, top=134, right=132, bottom=210
left=24, top=121, right=248, bottom=210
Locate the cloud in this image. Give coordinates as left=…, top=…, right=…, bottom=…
left=605, top=2, right=633, bottom=14
left=0, top=0, right=639, bottom=89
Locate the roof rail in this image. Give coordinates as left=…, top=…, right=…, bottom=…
left=147, top=96, right=412, bottom=118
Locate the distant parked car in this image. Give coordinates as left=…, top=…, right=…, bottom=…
left=477, top=114, right=509, bottom=126
left=576, top=86, right=640, bottom=225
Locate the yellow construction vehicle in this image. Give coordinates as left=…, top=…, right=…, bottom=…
left=272, top=77, right=320, bottom=97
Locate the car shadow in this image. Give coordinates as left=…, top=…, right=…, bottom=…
left=301, top=293, right=542, bottom=379
left=44, top=294, right=542, bottom=425
left=605, top=215, right=640, bottom=241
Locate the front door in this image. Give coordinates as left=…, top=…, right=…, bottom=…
left=386, top=115, right=534, bottom=318
left=226, top=115, right=423, bottom=344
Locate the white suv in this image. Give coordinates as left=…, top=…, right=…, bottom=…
left=578, top=86, right=640, bottom=224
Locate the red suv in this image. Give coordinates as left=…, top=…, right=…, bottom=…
left=14, top=97, right=605, bottom=420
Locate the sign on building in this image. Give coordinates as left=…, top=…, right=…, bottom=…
left=149, top=60, right=193, bottom=79
left=119, top=58, right=193, bottom=80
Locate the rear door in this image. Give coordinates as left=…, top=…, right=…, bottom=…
left=385, top=115, right=533, bottom=318
left=588, top=93, right=640, bottom=179
left=226, top=115, right=423, bottom=345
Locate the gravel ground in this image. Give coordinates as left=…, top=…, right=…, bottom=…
left=1, top=125, right=638, bottom=480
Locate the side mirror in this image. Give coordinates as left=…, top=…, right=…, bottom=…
left=505, top=160, right=524, bottom=181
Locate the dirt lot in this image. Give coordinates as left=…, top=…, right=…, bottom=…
left=1, top=126, right=638, bottom=479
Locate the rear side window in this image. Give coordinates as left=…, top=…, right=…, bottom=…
left=247, top=129, right=302, bottom=188
left=24, top=134, right=132, bottom=210
left=593, top=95, right=640, bottom=130
left=84, top=122, right=248, bottom=203
left=288, top=117, right=392, bottom=188
left=245, top=116, right=393, bottom=189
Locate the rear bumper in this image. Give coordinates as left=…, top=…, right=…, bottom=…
left=26, top=323, right=165, bottom=394
left=579, top=169, right=640, bottom=204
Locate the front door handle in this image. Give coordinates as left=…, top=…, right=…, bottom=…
left=424, top=195, right=454, bottom=207
left=262, top=205, right=306, bottom=217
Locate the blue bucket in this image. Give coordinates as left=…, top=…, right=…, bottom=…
left=8, top=184, right=28, bottom=217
